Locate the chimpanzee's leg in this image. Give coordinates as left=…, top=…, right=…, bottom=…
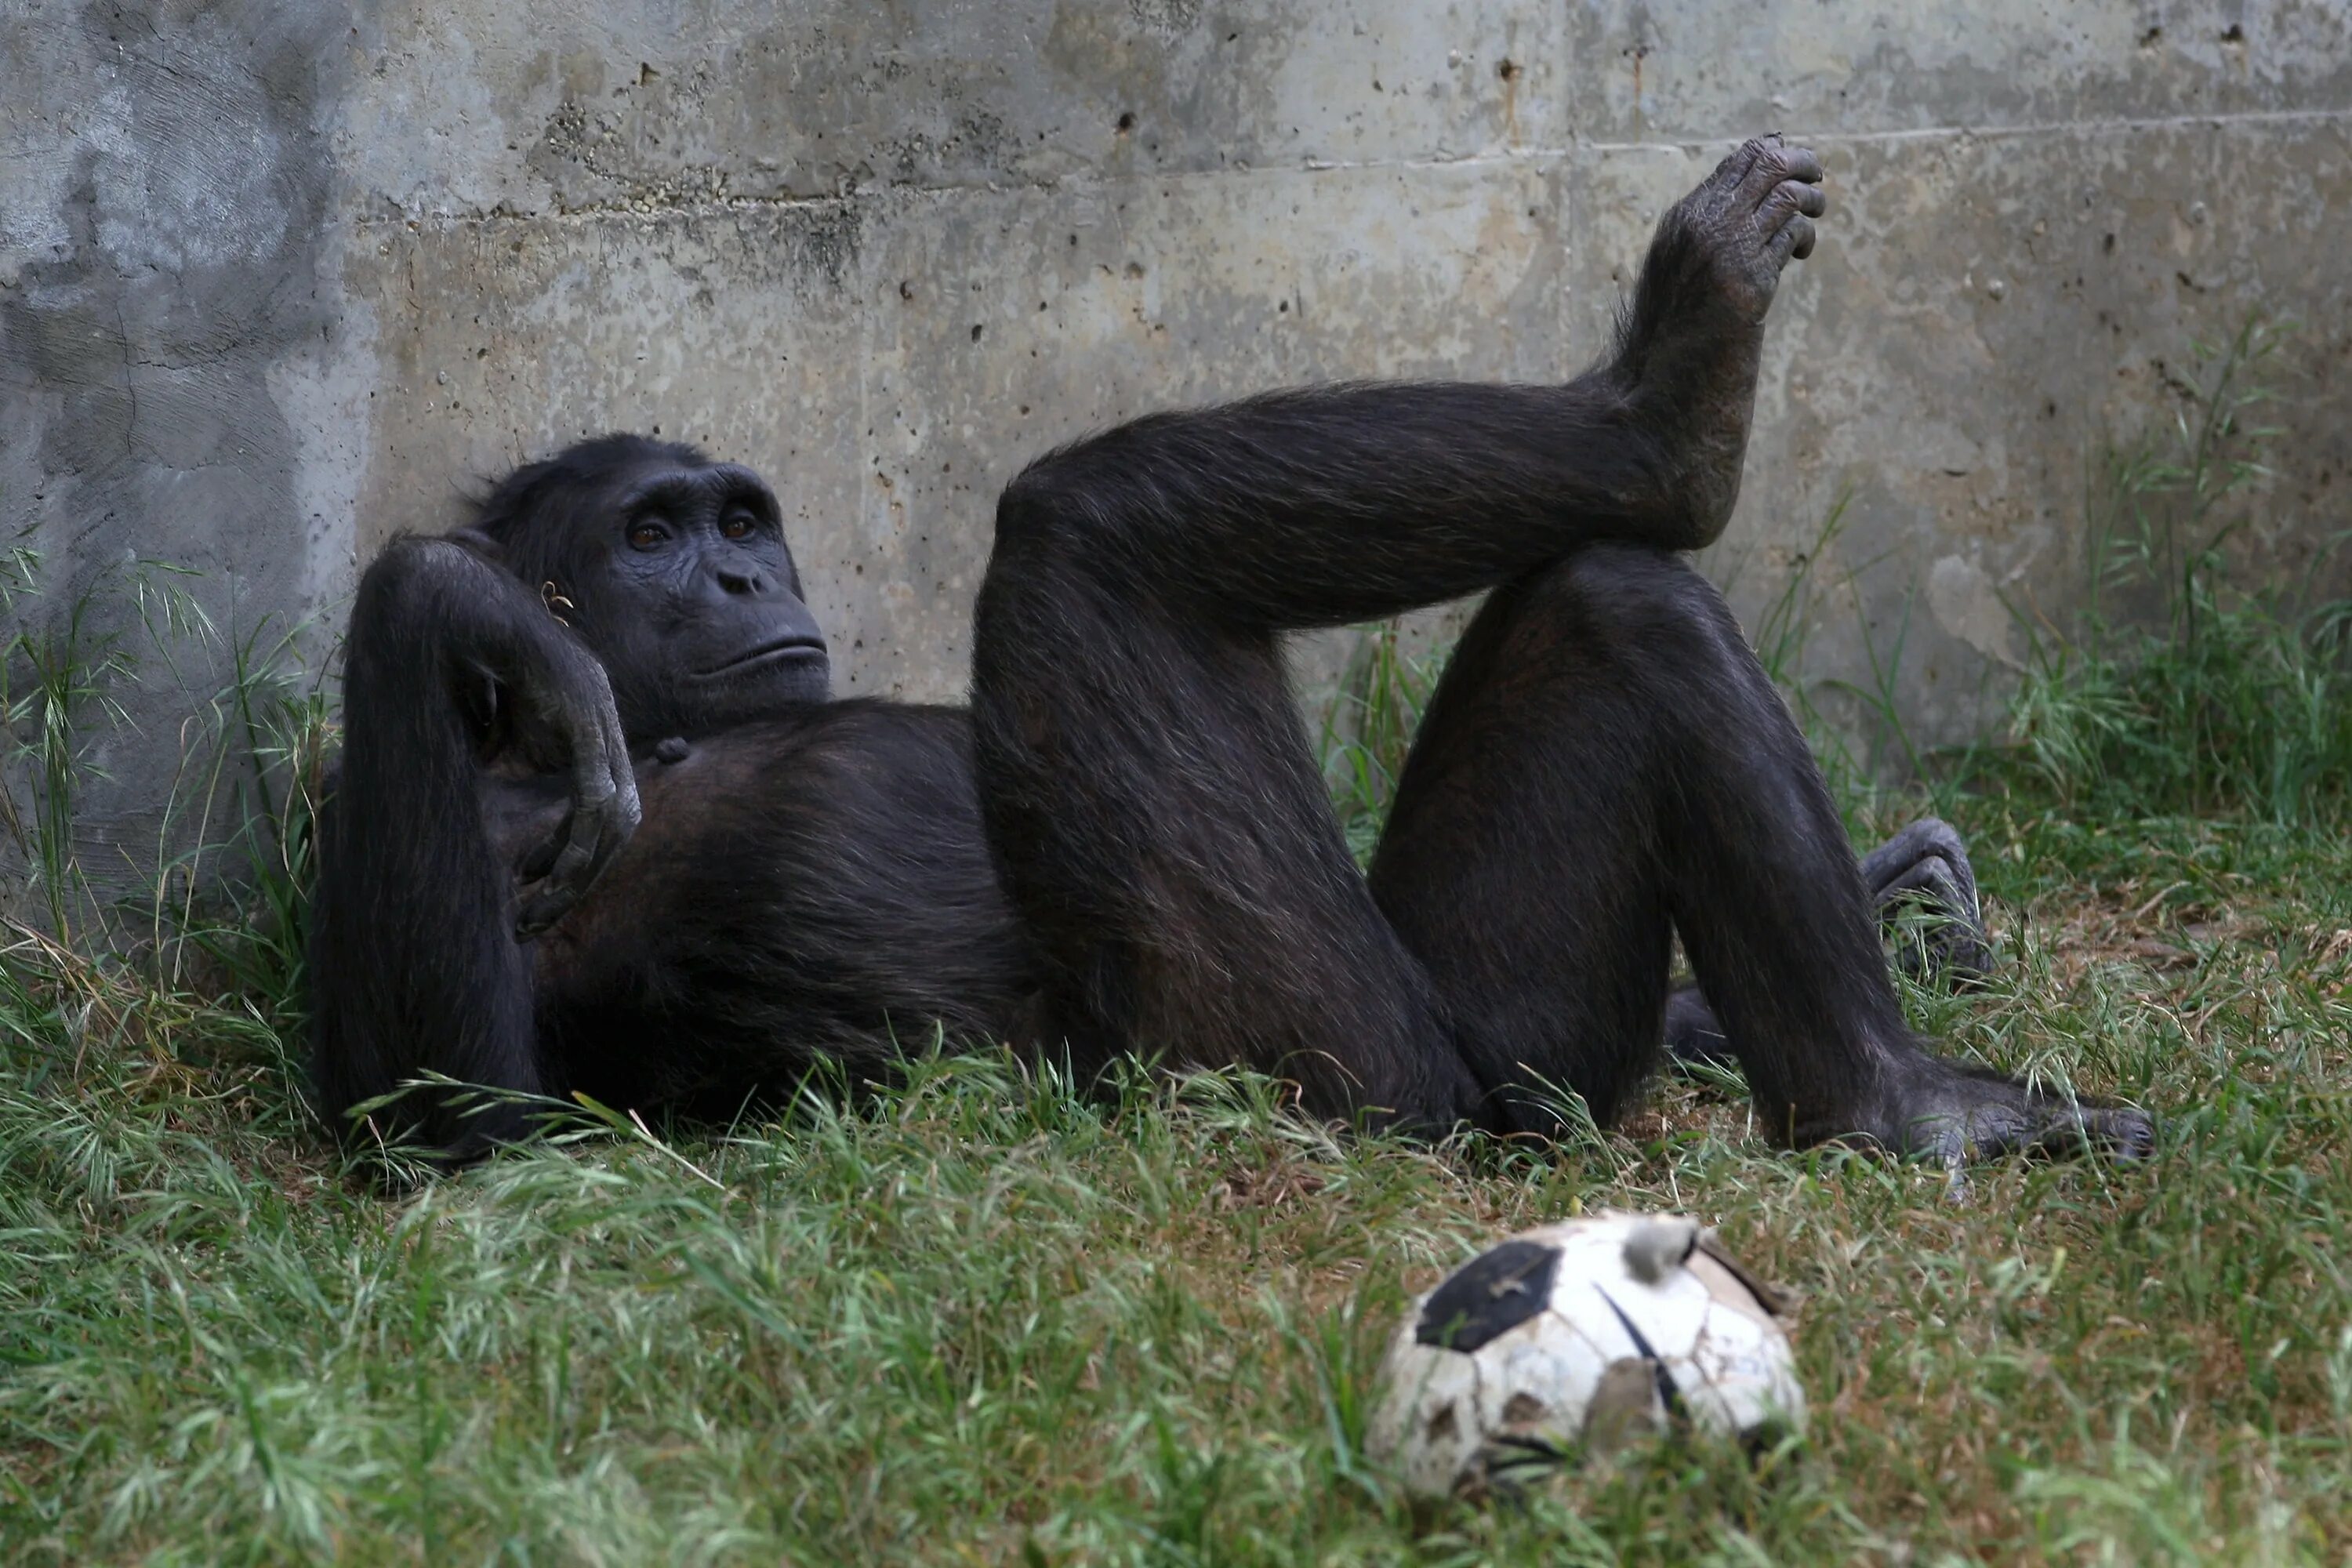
left=970, top=544, right=1477, bottom=1128
left=971, top=136, right=1827, bottom=1127
left=1367, top=544, right=1889, bottom=1138
left=1667, top=817, right=1990, bottom=1068
left=1370, top=544, right=2149, bottom=1160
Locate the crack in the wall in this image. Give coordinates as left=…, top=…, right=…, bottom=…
left=354, top=191, right=869, bottom=227
left=111, top=299, right=138, bottom=460
left=356, top=143, right=1566, bottom=231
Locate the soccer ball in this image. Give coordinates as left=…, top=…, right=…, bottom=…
left=1366, top=1213, right=1805, bottom=1499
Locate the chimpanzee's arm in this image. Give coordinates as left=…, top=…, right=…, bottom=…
left=309, top=536, right=637, bottom=1160
left=993, top=136, right=1824, bottom=630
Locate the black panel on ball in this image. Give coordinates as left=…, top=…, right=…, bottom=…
left=1415, top=1240, right=1561, bottom=1352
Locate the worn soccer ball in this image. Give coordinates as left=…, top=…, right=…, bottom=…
left=1366, top=1213, right=1805, bottom=1499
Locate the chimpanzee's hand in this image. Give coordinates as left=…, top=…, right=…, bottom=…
left=506, top=634, right=641, bottom=940
left=1661, top=132, right=1827, bottom=323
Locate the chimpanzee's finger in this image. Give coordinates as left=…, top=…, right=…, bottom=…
left=1736, top=138, right=1820, bottom=208
left=1765, top=213, right=1817, bottom=265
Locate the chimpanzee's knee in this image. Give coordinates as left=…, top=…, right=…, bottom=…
left=1512, top=543, right=1765, bottom=710
left=982, top=461, right=1152, bottom=603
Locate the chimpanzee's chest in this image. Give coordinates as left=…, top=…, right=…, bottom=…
left=489, top=712, right=1041, bottom=1101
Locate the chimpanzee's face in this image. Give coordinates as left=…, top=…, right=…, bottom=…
left=565, top=456, right=832, bottom=738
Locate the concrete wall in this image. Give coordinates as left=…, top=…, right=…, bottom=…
left=5, top=0, right=2350, bottom=880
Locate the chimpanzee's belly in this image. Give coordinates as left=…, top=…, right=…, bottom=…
left=481, top=710, right=1043, bottom=1105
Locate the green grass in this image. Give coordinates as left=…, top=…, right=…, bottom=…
left=1999, top=315, right=2352, bottom=828
left=2, top=787, right=2349, bottom=1564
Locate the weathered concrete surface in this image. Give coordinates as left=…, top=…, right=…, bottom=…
left=1568, top=110, right=2352, bottom=739
left=5, top=1, right=2350, bottom=887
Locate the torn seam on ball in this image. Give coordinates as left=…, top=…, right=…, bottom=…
left=1595, top=1286, right=1690, bottom=1429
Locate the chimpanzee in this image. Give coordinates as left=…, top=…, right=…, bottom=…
left=310, top=136, right=2151, bottom=1168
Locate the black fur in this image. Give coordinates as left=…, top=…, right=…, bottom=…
left=309, top=136, right=2150, bottom=1169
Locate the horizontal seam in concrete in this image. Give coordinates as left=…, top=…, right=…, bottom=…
left=348, top=103, right=2352, bottom=230
left=1584, top=103, right=2352, bottom=155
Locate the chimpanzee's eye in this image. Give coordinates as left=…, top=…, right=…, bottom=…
left=628, top=518, right=670, bottom=550
left=720, top=510, right=757, bottom=541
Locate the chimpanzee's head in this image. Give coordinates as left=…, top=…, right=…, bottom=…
left=469, top=434, right=830, bottom=739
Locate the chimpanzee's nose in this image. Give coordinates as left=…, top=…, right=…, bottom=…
left=717, top=563, right=770, bottom=596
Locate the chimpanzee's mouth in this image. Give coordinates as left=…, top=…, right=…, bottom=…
left=699, top=637, right=829, bottom=677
